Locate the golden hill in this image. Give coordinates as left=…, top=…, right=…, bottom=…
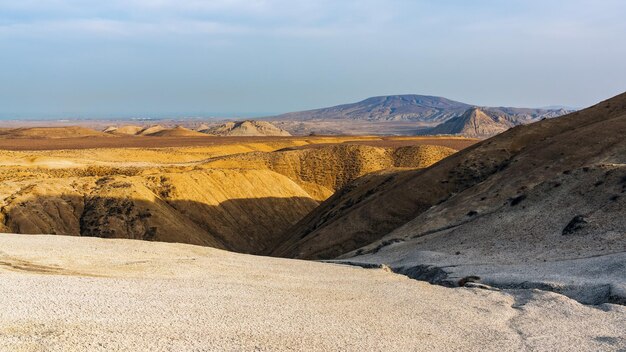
left=0, top=126, right=111, bottom=139
left=201, top=144, right=456, bottom=200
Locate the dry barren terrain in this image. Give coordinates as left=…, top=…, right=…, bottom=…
left=0, top=234, right=623, bottom=351
left=0, top=135, right=471, bottom=254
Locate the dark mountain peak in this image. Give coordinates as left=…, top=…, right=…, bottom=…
left=272, top=94, right=471, bottom=122
left=269, top=94, right=571, bottom=126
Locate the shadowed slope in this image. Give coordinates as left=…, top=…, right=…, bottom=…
left=273, top=92, right=626, bottom=260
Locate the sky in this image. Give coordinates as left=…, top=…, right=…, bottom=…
left=0, top=0, right=625, bottom=119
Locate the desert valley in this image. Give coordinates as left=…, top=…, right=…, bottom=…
left=0, top=92, right=624, bottom=350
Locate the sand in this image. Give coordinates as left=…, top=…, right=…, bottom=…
left=0, top=234, right=624, bottom=351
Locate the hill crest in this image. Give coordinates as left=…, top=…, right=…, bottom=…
left=201, top=120, right=291, bottom=136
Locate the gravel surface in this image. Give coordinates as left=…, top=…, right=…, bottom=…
left=0, top=234, right=624, bottom=351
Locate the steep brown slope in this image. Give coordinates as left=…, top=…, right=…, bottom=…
left=273, top=92, right=626, bottom=260
left=425, top=107, right=515, bottom=138
left=201, top=120, right=291, bottom=136
left=0, top=126, right=110, bottom=139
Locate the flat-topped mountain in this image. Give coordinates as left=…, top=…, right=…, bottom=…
left=103, top=125, right=144, bottom=135
left=3, top=234, right=621, bottom=351
left=201, top=120, right=291, bottom=136
left=270, top=94, right=572, bottom=124
left=272, top=95, right=471, bottom=122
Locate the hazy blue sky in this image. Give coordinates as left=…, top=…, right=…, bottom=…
left=0, top=0, right=625, bottom=118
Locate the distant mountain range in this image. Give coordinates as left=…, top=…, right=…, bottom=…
left=272, top=95, right=471, bottom=122
left=269, top=94, right=575, bottom=137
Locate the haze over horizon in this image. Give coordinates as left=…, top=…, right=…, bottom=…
left=1, top=0, right=625, bottom=119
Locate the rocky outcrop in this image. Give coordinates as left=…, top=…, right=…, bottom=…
left=200, top=120, right=291, bottom=136
left=424, top=107, right=515, bottom=138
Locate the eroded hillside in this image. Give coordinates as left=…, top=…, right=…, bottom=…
left=202, top=144, right=455, bottom=200
left=0, top=136, right=462, bottom=254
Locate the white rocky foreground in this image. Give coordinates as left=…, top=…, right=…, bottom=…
left=0, top=234, right=624, bottom=351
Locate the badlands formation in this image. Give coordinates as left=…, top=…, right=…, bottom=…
left=0, top=135, right=460, bottom=254
left=0, top=93, right=624, bottom=350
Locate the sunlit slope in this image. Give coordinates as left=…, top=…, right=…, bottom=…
left=0, top=169, right=317, bottom=253
left=203, top=144, right=456, bottom=200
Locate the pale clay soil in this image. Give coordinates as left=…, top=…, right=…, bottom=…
left=0, top=234, right=624, bottom=351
